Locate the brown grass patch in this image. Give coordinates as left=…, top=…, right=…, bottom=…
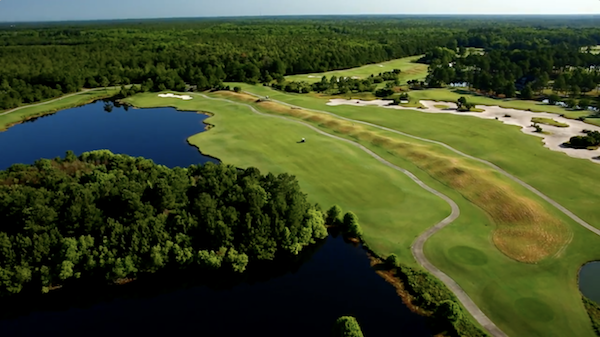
left=245, top=98, right=571, bottom=263
left=214, top=91, right=257, bottom=103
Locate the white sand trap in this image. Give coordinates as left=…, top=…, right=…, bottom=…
left=378, top=65, right=384, bottom=67
left=327, top=98, right=600, bottom=163
left=307, top=75, right=320, bottom=78
left=158, top=93, right=192, bottom=100
left=351, top=76, right=361, bottom=79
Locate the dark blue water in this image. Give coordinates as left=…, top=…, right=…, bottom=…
left=0, top=101, right=431, bottom=337
left=0, top=101, right=217, bottom=170
left=580, top=262, right=600, bottom=304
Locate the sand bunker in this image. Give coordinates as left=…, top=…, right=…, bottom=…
left=327, top=98, right=600, bottom=163
left=158, top=93, right=192, bottom=100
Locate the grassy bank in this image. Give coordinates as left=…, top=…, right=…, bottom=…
left=531, top=117, right=569, bottom=128
left=0, top=88, right=120, bottom=131
left=285, top=55, right=428, bottom=84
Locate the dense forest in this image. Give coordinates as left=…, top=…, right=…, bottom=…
left=2, top=17, right=600, bottom=109
left=424, top=45, right=600, bottom=100
left=0, top=150, right=330, bottom=296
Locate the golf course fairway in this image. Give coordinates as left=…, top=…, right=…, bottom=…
left=122, top=89, right=600, bottom=337
left=285, top=55, right=428, bottom=85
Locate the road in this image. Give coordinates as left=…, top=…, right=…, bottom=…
left=195, top=92, right=509, bottom=337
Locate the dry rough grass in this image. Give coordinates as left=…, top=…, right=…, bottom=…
left=215, top=91, right=258, bottom=103
left=215, top=91, right=571, bottom=263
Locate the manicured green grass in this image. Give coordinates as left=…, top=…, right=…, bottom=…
left=232, top=84, right=600, bottom=337
left=236, top=84, right=600, bottom=229
left=531, top=117, right=569, bottom=128
left=285, top=55, right=428, bottom=84
left=0, top=88, right=120, bottom=130
left=124, top=92, right=450, bottom=265
left=434, top=104, right=450, bottom=109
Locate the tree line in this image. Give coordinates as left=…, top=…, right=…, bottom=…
left=424, top=44, right=600, bottom=101
left=3, top=18, right=600, bottom=110
left=0, top=150, right=331, bottom=296
left=272, top=71, right=400, bottom=96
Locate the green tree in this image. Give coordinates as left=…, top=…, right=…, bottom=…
left=520, top=84, right=534, bottom=100
left=342, top=212, right=363, bottom=238
left=100, top=76, right=110, bottom=88
left=579, top=98, right=591, bottom=111
left=553, top=74, right=567, bottom=94
left=386, top=253, right=399, bottom=267
left=326, top=205, right=343, bottom=226
left=435, top=300, right=463, bottom=323
left=331, top=316, right=364, bottom=337
left=233, top=86, right=242, bottom=93
left=548, top=93, right=560, bottom=105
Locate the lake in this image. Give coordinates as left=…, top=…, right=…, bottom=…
left=580, top=262, right=600, bottom=304
left=0, top=100, right=431, bottom=336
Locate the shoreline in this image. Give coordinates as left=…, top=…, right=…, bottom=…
left=0, top=93, right=118, bottom=132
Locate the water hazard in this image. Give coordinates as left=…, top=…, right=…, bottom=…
left=0, top=100, right=217, bottom=170
left=0, top=100, right=431, bottom=336
left=580, top=262, right=600, bottom=304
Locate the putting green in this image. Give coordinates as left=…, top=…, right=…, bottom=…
left=285, top=55, right=428, bottom=84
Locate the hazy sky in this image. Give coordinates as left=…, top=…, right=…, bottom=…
left=1, top=0, right=599, bottom=22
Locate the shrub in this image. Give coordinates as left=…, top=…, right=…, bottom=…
left=435, top=300, right=463, bottom=323
left=233, top=86, right=242, bottom=93
left=326, top=205, right=343, bottom=226
left=342, top=212, right=363, bottom=238
left=385, top=253, right=399, bottom=267
left=548, top=94, right=560, bottom=105
left=583, top=297, right=600, bottom=336
left=331, top=316, right=364, bottom=337
left=566, top=131, right=600, bottom=148
left=531, top=122, right=543, bottom=133
left=375, top=87, right=394, bottom=97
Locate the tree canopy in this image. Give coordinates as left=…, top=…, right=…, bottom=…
left=331, top=316, right=365, bottom=337
left=0, top=150, right=328, bottom=296
left=3, top=17, right=600, bottom=109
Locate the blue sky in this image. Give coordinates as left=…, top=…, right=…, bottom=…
left=1, top=0, right=599, bottom=22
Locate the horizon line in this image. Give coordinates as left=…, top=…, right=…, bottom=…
left=1, top=13, right=600, bottom=24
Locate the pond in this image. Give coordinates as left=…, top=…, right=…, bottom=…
left=0, top=100, right=432, bottom=336
left=0, top=100, right=217, bottom=170
left=580, top=262, right=600, bottom=304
